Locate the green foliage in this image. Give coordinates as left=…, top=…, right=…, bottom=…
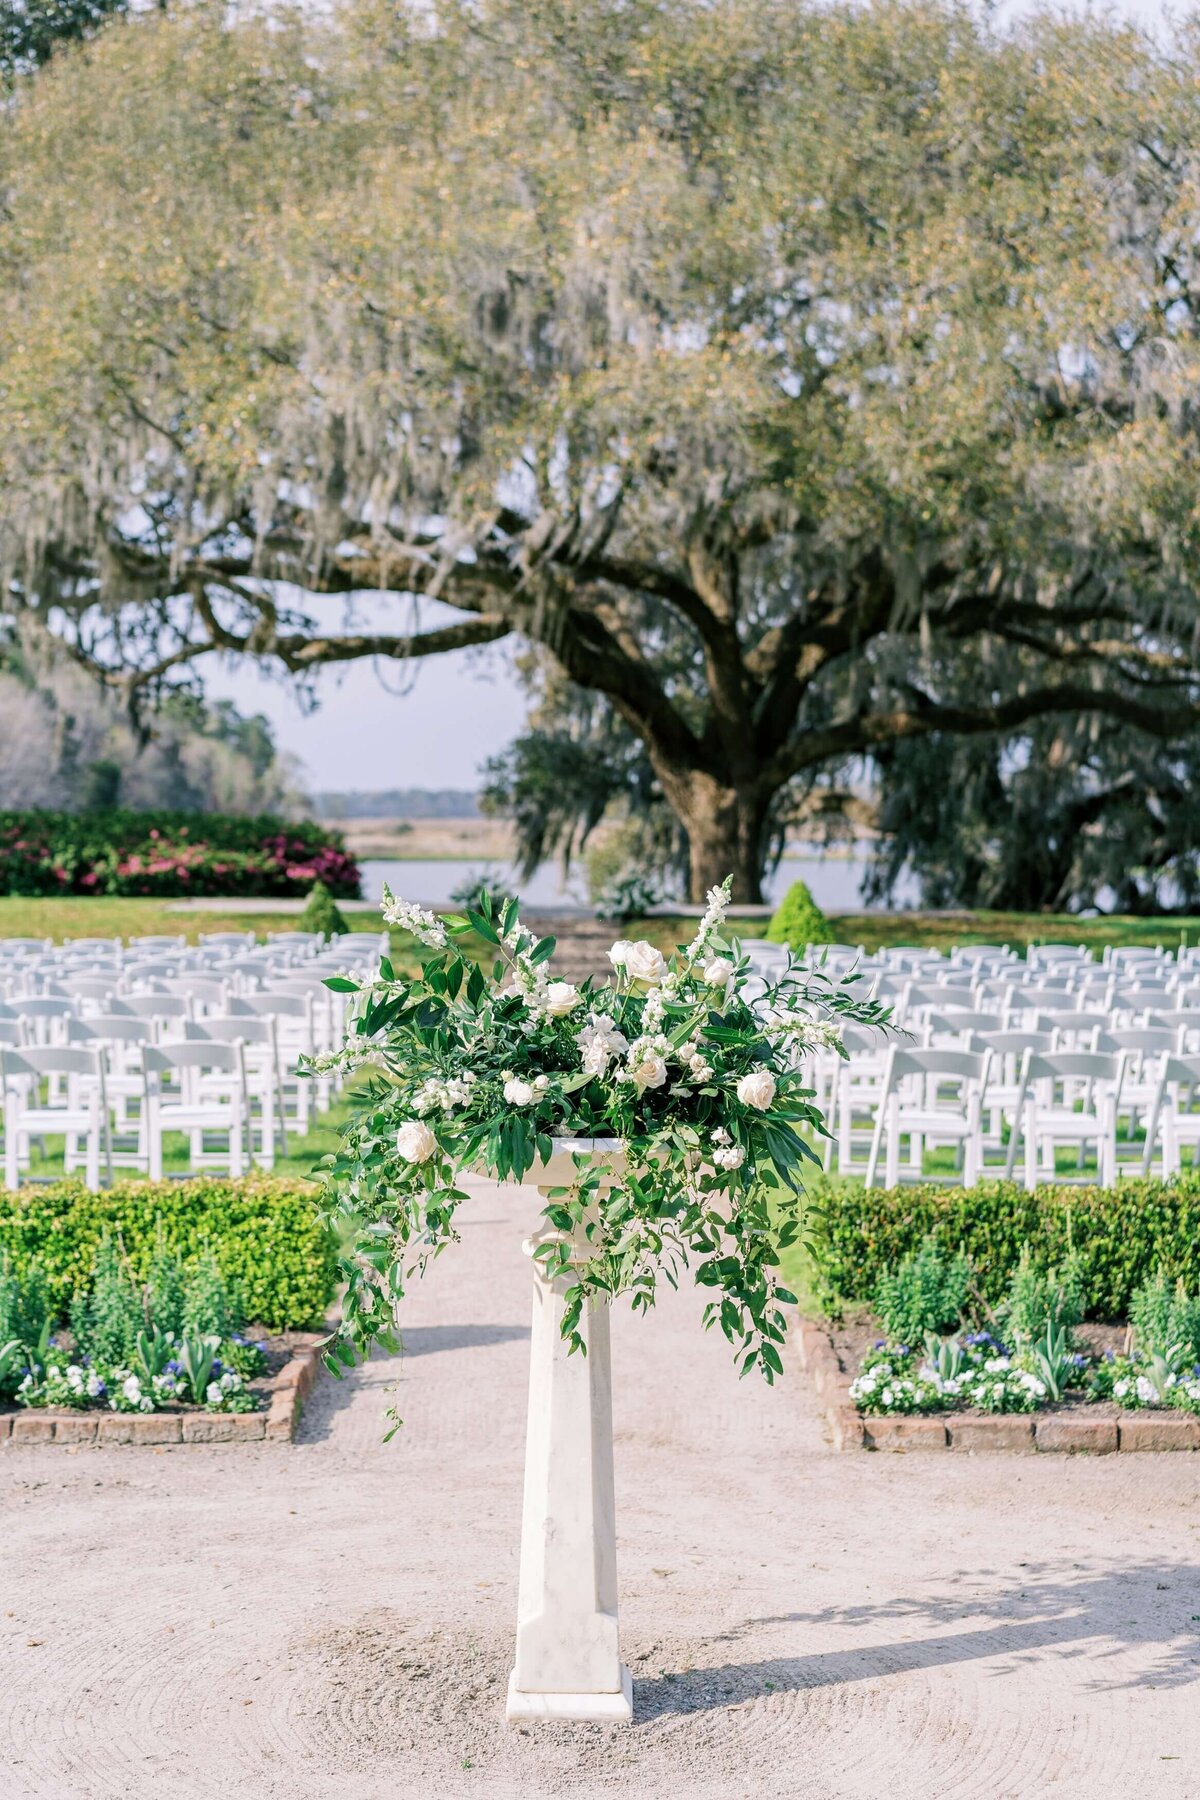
left=1130, top=1271, right=1200, bottom=1362
left=998, top=1244, right=1086, bottom=1345
left=872, top=1235, right=971, bottom=1341
left=321, top=882, right=889, bottom=1394
left=766, top=882, right=833, bottom=952
left=72, top=1233, right=143, bottom=1364
left=0, top=0, right=125, bottom=79
left=181, top=1250, right=240, bottom=1340
left=18, top=1, right=1200, bottom=901
left=0, top=1249, right=51, bottom=1347
left=0, top=810, right=359, bottom=898
left=811, top=1175, right=1200, bottom=1322
left=868, top=722, right=1200, bottom=915
left=145, top=1221, right=186, bottom=1340
left=0, top=1178, right=336, bottom=1329
left=299, top=878, right=349, bottom=940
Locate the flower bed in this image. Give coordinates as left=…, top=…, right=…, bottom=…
left=802, top=1237, right=1200, bottom=1453
left=0, top=808, right=360, bottom=897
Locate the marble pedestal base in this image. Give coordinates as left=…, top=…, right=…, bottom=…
left=506, top=1664, right=633, bottom=1723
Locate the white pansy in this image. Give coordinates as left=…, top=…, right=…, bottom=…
left=122, top=1375, right=142, bottom=1404
left=736, top=1069, right=777, bottom=1110
left=544, top=981, right=583, bottom=1017
left=396, top=1120, right=438, bottom=1163
left=610, top=939, right=667, bottom=985
left=503, top=1077, right=536, bottom=1106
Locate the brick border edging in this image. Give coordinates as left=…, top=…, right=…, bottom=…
left=795, top=1319, right=1200, bottom=1454
left=0, top=1345, right=321, bottom=1447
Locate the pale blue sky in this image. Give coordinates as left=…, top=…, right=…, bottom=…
left=206, top=0, right=1172, bottom=793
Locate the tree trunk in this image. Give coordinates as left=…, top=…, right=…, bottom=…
left=665, top=771, right=770, bottom=903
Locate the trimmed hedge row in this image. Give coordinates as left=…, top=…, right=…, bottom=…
left=810, top=1175, right=1200, bottom=1321
left=0, top=1178, right=336, bottom=1329
left=0, top=808, right=360, bottom=897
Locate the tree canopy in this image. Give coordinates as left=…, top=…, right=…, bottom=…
left=5, top=0, right=1200, bottom=896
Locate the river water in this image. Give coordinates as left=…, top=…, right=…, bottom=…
left=360, top=851, right=920, bottom=913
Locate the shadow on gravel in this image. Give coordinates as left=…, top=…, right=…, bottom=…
left=399, top=1324, right=531, bottom=1357
left=633, top=1560, right=1200, bottom=1720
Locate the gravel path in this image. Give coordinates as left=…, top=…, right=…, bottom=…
left=3, top=1178, right=1200, bottom=1800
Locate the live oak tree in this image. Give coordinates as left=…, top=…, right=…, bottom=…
left=0, top=0, right=125, bottom=77
left=6, top=0, right=1200, bottom=899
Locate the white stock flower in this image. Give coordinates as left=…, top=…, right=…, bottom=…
left=736, top=1069, right=777, bottom=1110
left=609, top=939, right=667, bottom=985
left=396, top=1120, right=438, bottom=1163
left=503, top=1077, right=536, bottom=1106
left=544, top=981, right=583, bottom=1017
left=684, top=877, right=732, bottom=963
left=379, top=884, right=448, bottom=949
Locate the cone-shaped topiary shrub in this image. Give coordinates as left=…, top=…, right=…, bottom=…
left=300, top=878, right=349, bottom=940
left=765, top=878, right=833, bottom=950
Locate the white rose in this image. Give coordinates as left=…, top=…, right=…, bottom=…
left=736, top=1069, right=777, bottom=1110
left=544, top=981, right=583, bottom=1017
left=503, top=1078, right=536, bottom=1106
left=610, top=939, right=667, bottom=985
left=628, top=1052, right=668, bottom=1092
left=703, top=956, right=735, bottom=987
left=396, top=1120, right=438, bottom=1163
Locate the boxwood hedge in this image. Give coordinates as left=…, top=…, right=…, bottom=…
left=810, top=1174, right=1200, bottom=1321
left=0, top=1178, right=336, bottom=1329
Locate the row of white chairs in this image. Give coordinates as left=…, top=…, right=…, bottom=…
left=742, top=936, right=1200, bottom=1189
left=0, top=929, right=384, bottom=1189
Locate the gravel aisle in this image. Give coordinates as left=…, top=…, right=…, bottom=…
left=3, top=1178, right=1199, bottom=1800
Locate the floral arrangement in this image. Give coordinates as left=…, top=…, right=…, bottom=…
left=311, top=878, right=889, bottom=1392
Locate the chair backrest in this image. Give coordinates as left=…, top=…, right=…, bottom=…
left=144, top=1040, right=244, bottom=1074
left=1023, top=1049, right=1125, bottom=1085
left=185, top=1017, right=276, bottom=1046
left=1095, top=1027, right=1175, bottom=1056
left=69, top=1015, right=154, bottom=1045
left=2, top=1044, right=104, bottom=1080
left=227, top=992, right=311, bottom=1019
left=14, top=997, right=76, bottom=1019
left=889, top=1046, right=990, bottom=1085
left=974, top=1029, right=1054, bottom=1057
left=924, top=1010, right=1004, bottom=1036
left=128, top=935, right=187, bottom=950
left=109, top=994, right=191, bottom=1019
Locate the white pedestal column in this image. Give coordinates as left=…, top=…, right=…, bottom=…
left=506, top=1161, right=633, bottom=1723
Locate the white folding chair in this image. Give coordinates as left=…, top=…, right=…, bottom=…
left=866, top=1046, right=991, bottom=1189
left=1, top=1045, right=112, bottom=1190
left=143, top=1041, right=250, bottom=1179
left=1005, top=1050, right=1127, bottom=1189
left=1142, top=1054, right=1200, bottom=1177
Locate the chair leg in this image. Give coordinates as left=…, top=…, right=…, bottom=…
left=1024, top=1110, right=1037, bottom=1193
